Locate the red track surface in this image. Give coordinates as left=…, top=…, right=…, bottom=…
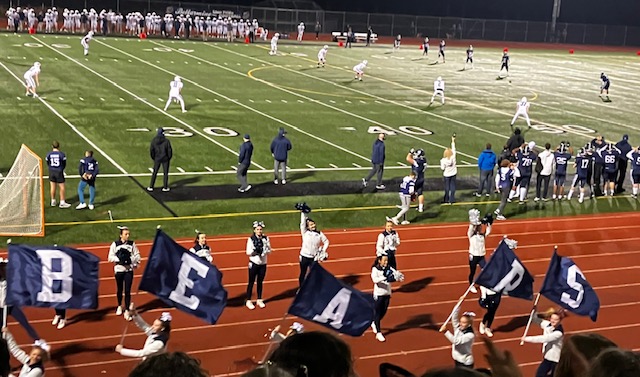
left=5, top=212, right=640, bottom=377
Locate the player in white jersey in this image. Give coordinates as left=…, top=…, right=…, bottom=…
left=24, top=62, right=41, bottom=97
left=317, top=45, right=328, bottom=68
left=297, top=22, right=305, bottom=42
left=164, top=76, right=186, bottom=113
left=510, top=97, right=531, bottom=128
left=81, top=30, right=94, bottom=56
left=269, top=33, right=279, bottom=55
left=430, top=76, right=445, bottom=105
left=353, top=60, right=368, bottom=81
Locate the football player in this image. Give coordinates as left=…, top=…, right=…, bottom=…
left=627, top=146, right=640, bottom=199
left=422, top=36, right=429, bottom=57
left=317, top=45, right=328, bottom=68
left=499, top=50, right=510, bottom=77
left=407, top=148, right=427, bottom=212
left=23, top=61, right=41, bottom=97
left=510, top=97, right=531, bottom=128
left=81, top=30, right=93, bottom=56
left=430, top=76, right=445, bottom=105
left=513, top=143, right=536, bottom=204
left=387, top=171, right=416, bottom=225
left=567, top=148, right=592, bottom=203
left=353, top=60, right=367, bottom=81
left=297, top=22, right=304, bottom=42
left=598, top=142, right=621, bottom=196
left=464, top=45, right=474, bottom=70
left=600, top=72, right=610, bottom=100
left=269, top=32, right=279, bottom=55
left=552, top=143, right=572, bottom=200
left=393, top=34, right=401, bottom=50
left=438, top=39, right=446, bottom=63
left=163, top=76, right=186, bottom=113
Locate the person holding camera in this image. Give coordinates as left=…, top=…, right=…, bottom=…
left=467, top=209, right=492, bottom=293
left=296, top=203, right=329, bottom=287
left=108, top=226, right=141, bottom=321
left=245, top=221, right=271, bottom=310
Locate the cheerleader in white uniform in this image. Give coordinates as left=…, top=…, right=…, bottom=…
left=245, top=221, right=272, bottom=310
left=189, top=231, right=213, bottom=263
left=116, top=310, right=171, bottom=360
left=376, top=220, right=401, bottom=269
left=370, top=254, right=404, bottom=342
left=3, top=329, right=50, bottom=377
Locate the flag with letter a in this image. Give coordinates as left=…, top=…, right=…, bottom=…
left=474, top=239, right=535, bottom=300
left=139, top=229, right=227, bottom=325
left=6, top=244, right=100, bottom=309
left=288, top=263, right=375, bottom=336
left=540, top=250, right=600, bottom=322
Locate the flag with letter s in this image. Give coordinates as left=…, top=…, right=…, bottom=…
left=138, top=229, right=227, bottom=325
left=474, top=239, right=534, bottom=300
left=6, top=244, right=100, bottom=309
left=540, top=250, right=600, bottom=322
left=288, top=263, right=375, bottom=336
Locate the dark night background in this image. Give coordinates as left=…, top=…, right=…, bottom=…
left=221, top=0, right=640, bottom=26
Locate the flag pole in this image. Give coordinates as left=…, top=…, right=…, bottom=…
left=439, top=284, right=474, bottom=332
left=259, top=312, right=289, bottom=364
left=520, top=292, right=541, bottom=345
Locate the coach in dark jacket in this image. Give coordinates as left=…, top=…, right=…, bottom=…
left=148, top=128, right=173, bottom=192
left=270, top=127, right=292, bottom=185
left=590, top=135, right=606, bottom=196
left=615, top=134, right=632, bottom=193
left=238, top=134, right=254, bottom=193
left=362, top=133, right=386, bottom=190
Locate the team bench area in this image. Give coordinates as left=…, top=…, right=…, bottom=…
left=331, top=31, right=378, bottom=44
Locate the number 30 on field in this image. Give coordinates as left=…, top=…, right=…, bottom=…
left=161, top=127, right=239, bottom=137
left=367, top=125, right=433, bottom=136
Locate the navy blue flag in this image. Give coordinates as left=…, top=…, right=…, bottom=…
left=139, top=229, right=227, bottom=325
left=475, top=240, right=534, bottom=300
left=288, top=263, right=375, bottom=336
left=540, top=250, right=600, bottom=322
left=6, top=244, right=100, bottom=309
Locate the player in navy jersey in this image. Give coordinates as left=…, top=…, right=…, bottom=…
left=494, top=160, right=515, bottom=220
left=438, top=39, right=446, bottom=63
left=45, top=141, right=71, bottom=208
left=626, top=146, right=640, bottom=199
left=499, top=50, right=510, bottom=77
left=514, top=144, right=536, bottom=204
left=568, top=148, right=592, bottom=203
left=387, top=172, right=416, bottom=225
left=422, top=36, right=429, bottom=57
left=464, top=45, right=474, bottom=70
left=598, top=143, right=621, bottom=196
left=76, top=150, right=99, bottom=210
left=600, top=73, right=610, bottom=101
left=407, top=148, right=427, bottom=212
left=552, top=144, right=572, bottom=200
left=590, top=136, right=606, bottom=196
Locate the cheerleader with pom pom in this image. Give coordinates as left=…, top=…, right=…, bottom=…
left=245, top=221, right=272, bottom=310
left=370, top=254, right=404, bottom=342
left=439, top=297, right=476, bottom=368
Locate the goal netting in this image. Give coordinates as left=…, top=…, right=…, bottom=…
left=0, top=144, right=44, bottom=237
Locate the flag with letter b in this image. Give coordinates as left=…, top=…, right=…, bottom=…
left=6, top=244, right=100, bottom=309
left=288, top=264, right=375, bottom=336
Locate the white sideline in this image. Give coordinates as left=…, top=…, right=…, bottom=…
left=32, top=36, right=267, bottom=171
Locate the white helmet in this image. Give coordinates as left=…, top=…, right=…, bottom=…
left=275, top=32, right=280, bottom=37
left=363, top=60, right=368, bottom=65
left=521, top=96, right=527, bottom=102
left=437, top=76, right=442, bottom=81
left=88, top=31, right=94, bottom=36
left=323, top=45, right=328, bottom=49
left=174, top=76, right=181, bottom=82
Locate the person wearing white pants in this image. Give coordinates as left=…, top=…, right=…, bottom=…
left=163, top=76, right=186, bottom=113
left=511, top=97, right=531, bottom=128
left=387, top=171, right=416, bottom=225
left=81, top=30, right=94, bottom=56
left=269, top=33, right=279, bottom=55
left=430, top=76, right=445, bottom=105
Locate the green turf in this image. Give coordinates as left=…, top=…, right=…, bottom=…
left=1, top=33, right=638, bottom=245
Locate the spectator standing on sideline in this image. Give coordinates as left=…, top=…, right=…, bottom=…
left=362, top=133, right=386, bottom=190
left=147, top=128, right=172, bottom=192
left=366, top=26, right=373, bottom=46
left=237, top=134, right=253, bottom=193
left=440, top=135, right=457, bottom=204
left=270, top=128, right=292, bottom=185
left=245, top=221, right=271, bottom=310
left=108, top=226, right=141, bottom=321
left=506, top=127, right=526, bottom=153
left=46, top=141, right=71, bottom=208
left=535, top=143, right=554, bottom=201
left=314, top=21, right=321, bottom=40
left=615, top=134, right=631, bottom=193
left=76, top=150, right=99, bottom=210
left=476, top=143, right=497, bottom=197
left=345, top=25, right=353, bottom=48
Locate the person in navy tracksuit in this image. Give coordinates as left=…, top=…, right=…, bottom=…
left=76, top=150, right=99, bottom=210
left=615, top=135, right=632, bottom=193
left=362, top=133, right=386, bottom=190
left=237, top=134, right=253, bottom=193
left=270, top=128, right=292, bottom=185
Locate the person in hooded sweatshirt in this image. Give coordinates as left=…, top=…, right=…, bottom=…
left=270, top=127, right=292, bottom=185
left=147, top=127, right=173, bottom=192
left=76, top=150, right=99, bottom=210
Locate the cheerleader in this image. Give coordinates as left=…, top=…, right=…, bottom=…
left=297, top=206, right=329, bottom=287
left=376, top=220, right=401, bottom=269
left=440, top=299, right=475, bottom=368
left=116, top=310, right=171, bottom=360
left=370, top=255, right=404, bottom=342
left=268, top=322, right=304, bottom=343
left=246, top=221, right=271, bottom=310
left=521, top=309, right=565, bottom=377
left=467, top=210, right=491, bottom=293
left=189, top=231, right=213, bottom=263
left=478, top=286, right=501, bottom=337
left=107, top=226, right=141, bottom=321
left=3, top=328, right=50, bottom=377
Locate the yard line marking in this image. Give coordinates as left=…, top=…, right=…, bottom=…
left=176, top=167, right=185, bottom=173
left=148, top=168, right=153, bottom=172
left=119, top=97, right=125, bottom=101
left=359, top=100, right=366, bottom=104
left=397, top=162, right=408, bottom=166
left=204, top=166, right=213, bottom=172
left=214, top=98, right=220, bottom=102
left=196, top=98, right=202, bottom=102
left=297, top=100, right=304, bottom=103
left=79, top=97, right=84, bottom=101
left=345, top=99, right=351, bottom=103
left=329, top=99, right=336, bottom=103
left=352, top=163, right=362, bottom=168
left=231, top=165, right=237, bottom=171
left=42, top=38, right=266, bottom=171
left=306, top=164, right=315, bottom=169
left=329, top=163, right=339, bottom=168
left=265, top=99, right=271, bottom=103
left=100, top=97, right=105, bottom=101
left=16, top=96, right=21, bottom=100
left=281, top=99, right=287, bottom=103
left=158, top=97, right=163, bottom=101
left=58, top=96, right=64, bottom=101
left=249, top=99, right=254, bottom=102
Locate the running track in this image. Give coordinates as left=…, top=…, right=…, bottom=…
left=5, top=212, right=640, bottom=376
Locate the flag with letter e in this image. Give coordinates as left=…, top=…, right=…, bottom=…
left=288, top=263, right=375, bottom=336
left=6, top=244, right=100, bottom=309
left=139, top=229, right=227, bottom=325
left=475, top=239, right=534, bottom=300
left=540, top=250, right=600, bottom=322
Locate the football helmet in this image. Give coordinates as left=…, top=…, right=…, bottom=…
left=363, top=60, right=368, bottom=65
left=174, top=76, right=181, bottom=82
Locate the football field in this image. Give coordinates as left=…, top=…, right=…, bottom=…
left=1, top=33, right=639, bottom=243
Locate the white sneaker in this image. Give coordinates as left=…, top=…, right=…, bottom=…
left=496, top=214, right=507, bottom=221
left=371, top=322, right=378, bottom=333
left=76, top=203, right=87, bottom=210
left=244, top=185, right=252, bottom=192
left=124, top=310, right=132, bottom=321
left=390, top=217, right=399, bottom=225
left=469, top=286, right=478, bottom=293
left=256, top=299, right=266, bottom=308
left=578, top=197, right=584, bottom=203
left=400, top=220, right=410, bottom=225
left=146, top=187, right=153, bottom=192
left=59, top=202, right=71, bottom=208
left=57, top=319, right=66, bottom=329
left=376, top=332, right=386, bottom=342
left=88, top=204, right=94, bottom=210
left=282, top=179, right=286, bottom=185
left=51, top=199, right=57, bottom=207
left=274, top=179, right=279, bottom=185
left=418, top=207, right=423, bottom=213
left=162, top=187, right=170, bottom=192
left=534, top=197, right=540, bottom=202
left=116, top=306, right=123, bottom=315
left=362, top=178, right=367, bottom=187
left=375, top=184, right=386, bottom=190
left=52, top=315, right=60, bottom=326
left=485, top=328, right=494, bottom=338
left=479, top=322, right=486, bottom=335
left=246, top=300, right=255, bottom=310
